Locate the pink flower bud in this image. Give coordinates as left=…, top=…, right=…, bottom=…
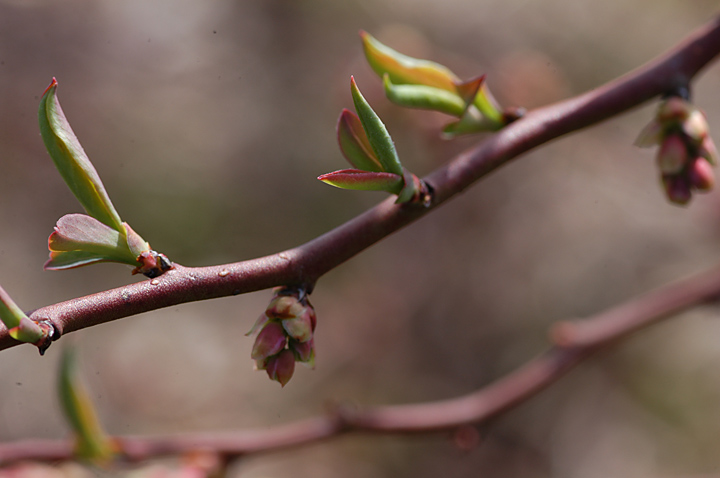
left=689, top=158, right=715, bottom=192
left=281, top=312, right=313, bottom=343
left=656, top=135, right=688, bottom=174
left=657, top=97, right=691, bottom=122
left=250, top=322, right=286, bottom=361
left=682, top=108, right=709, bottom=145
left=266, top=349, right=295, bottom=387
left=266, top=295, right=305, bottom=319
left=290, top=339, right=315, bottom=367
left=662, top=175, right=692, bottom=205
left=698, top=135, right=718, bottom=165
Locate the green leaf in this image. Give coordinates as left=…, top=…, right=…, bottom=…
left=59, top=346, right=117, bottom=462
left=395, top=168, right=422, bottom=204
left=318, top=169, right=404, bottom=193
left=350, top=77, right=403, bottom=176
left=360, top=31, right=459, bottom=92
left=0, top=285, right=44, bottom=343
left=45, top=214, right=143, bottom=270
left=472, top=82, right=504, bottom=125
left=39, top=79, right=125, bottom=233
left=336, top=109, right=384, bottom=172
left=383, top=74, right=467, bottom=117
left=442, top=106, right=502, bottom=137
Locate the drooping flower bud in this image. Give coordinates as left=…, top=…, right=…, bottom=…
left=689, top=158, right=715, bottom=191
left=656, top=135, right=688, bottom=174
left=265, top=349, right=296, bottom=387
left=636, top=95, right=717, bottom=205
left=250, top=321, right=287, bottom=362
left=662, top=175, right=692, bottom=205
left=247, top=287, right=317, bottom=386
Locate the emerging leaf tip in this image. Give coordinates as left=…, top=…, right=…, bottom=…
left=43, top=77, right=58, bottom=97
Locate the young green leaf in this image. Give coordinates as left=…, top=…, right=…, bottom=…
left=59, top=346, right=118, bottom=462
left=318, top=169, right=404, bottom=193
left=45, top=214, right=143, bottom=270
left=39, top=79, right=125, bottom=233
left=472, top=82, right=504, bottom=126
left=360, top=30, right=459, bottom=92
left=383, top=74, right=467, bottom=117
left=0, top=285, right=44, bottom=343
left=350, top=77, right=403, bottom=176
left=337, top=109, right=384, bottom=172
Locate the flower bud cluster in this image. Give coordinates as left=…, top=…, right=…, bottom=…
left=246, top=287, right=316, bottom=387
left=636, top=96, right=717, bottom=205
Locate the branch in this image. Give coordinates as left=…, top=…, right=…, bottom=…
left=0, top=19, right=719, bottom=352
left=3, top=262, right=720, bottom=464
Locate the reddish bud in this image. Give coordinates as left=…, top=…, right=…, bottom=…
left=290, top=339, right=315, bottom=366
left=698, top=135, right=718, bottom=165
left=682, top=108, right=709, bottom=145
left=657, top=96, right=691, bottom=122
left=266, top=349, right=295, bottom=387
left=250, top=322, right=286, bottom=361
left=267, top=295, right=305, bottom=319
left=662, top=175, right=692, bottom=205
left=656, top=135, right=688, bottom=174
left=281, top=312, right=313, bottom=343
left=689, top=158, right=715, bottom=192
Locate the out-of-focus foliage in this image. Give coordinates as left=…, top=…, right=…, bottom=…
left=1, top=1, right=720, bottom=477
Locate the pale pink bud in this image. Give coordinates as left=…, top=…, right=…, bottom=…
left=656, top=135, right=688, bottom=174
left=266, top=295, right=305, bottom=319
left=290, top=338, right=315, bottom=365
left=266, top=349, right=295, bottom=387
left=662, top=175, right=692, bottom=205
left=281, top=312, right=313, bottom=343
left=682, top=108, right=709, bottom=144
left=657, top=97, right=691, bottom=122
left=250, top=322, right=286, bottom=361
left=689, top=158, right=715, bottom=192
left=698, top=135, right=718, bottom=165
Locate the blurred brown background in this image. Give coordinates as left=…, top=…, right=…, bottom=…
left=2, top=1, right=720, bottom=476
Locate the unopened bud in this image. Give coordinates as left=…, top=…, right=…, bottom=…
left=662, top=175, right=692, bottom=205
left=290, top=338, right=315, bottom=366
left=250, top=321, right=286, bottom=361
left=682, top=108, right=710, bottom=144
left=282, top=312, right=313, bottom=343
left=689, top=158, right=715, bottom=192
left=657, top=96, right=691, bottom=122
left=267, top=295, right=306, bottom=319
left=266, top=349, right=295, bottom=387
left=248, top=287, right=318, bottom=386
left=698, top=135, right=718, bottom=165
left=656, top=135, right=688, bottom=174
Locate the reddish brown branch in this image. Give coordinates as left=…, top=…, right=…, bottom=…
left=2, top=17, right=720, bottom=351
left=4, top=19, right=720, bottom=350
left=3, top=261, right=720, bottom=464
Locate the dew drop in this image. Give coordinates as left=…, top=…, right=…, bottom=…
left=219, top=269, right=230, bottom=277
left=150, top=279, right=160, bottom=286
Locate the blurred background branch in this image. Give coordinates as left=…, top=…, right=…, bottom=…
left=3, top=260, right=720, bottom=466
